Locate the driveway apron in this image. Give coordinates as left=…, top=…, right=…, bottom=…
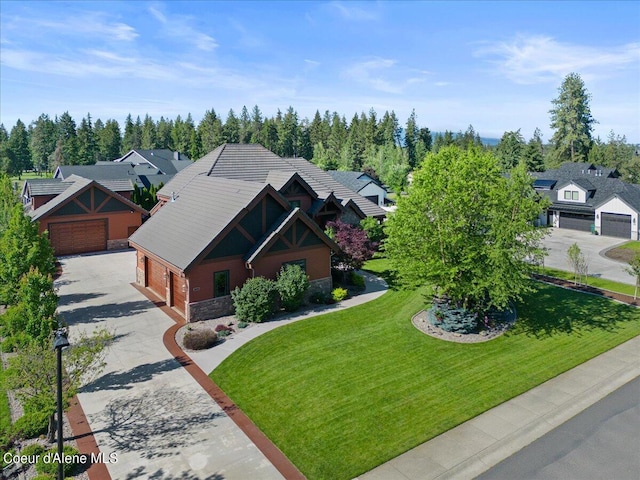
left=56, top=250, right=283, bottom=479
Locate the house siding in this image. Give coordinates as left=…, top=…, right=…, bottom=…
left=557, top=183, right=588, bottom=203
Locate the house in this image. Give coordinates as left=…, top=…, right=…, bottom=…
left=26, top=175, right=148, bottom=256
left=114, top=148, right=191, bottom=181
left=533, top=162, right=640, bottom=239
left=327, top=170, right=393, bottom=208
left=129, top=143, right=386, bottom=320
left=55, top=161, right=170, bottom=190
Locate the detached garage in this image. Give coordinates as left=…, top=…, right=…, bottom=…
left=29, top=175, right=148, bottom=256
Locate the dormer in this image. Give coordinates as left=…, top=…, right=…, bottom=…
left=557, top=179, right=595, bottom=204
left=265, top=171, right=318, bottom=212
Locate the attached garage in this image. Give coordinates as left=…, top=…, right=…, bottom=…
left=146, top=257, right=166, bottom=299
left=559, top=212, right=595, bottom=232
left=48, top=219, right=107, bottom=256
left=601, top=213, right=632, bottom=238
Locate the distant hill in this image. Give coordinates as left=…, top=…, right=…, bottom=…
left=431, top=131, right=500, bottom=147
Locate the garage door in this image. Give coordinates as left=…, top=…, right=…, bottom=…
left=601, top=213, right=632, bottom=238
left=48, top=220, right=107, bottom=256
left=146, top=257, right=166, bottom=299
left=170, top=272, right=185, bottom=315
left=559, top=212, right=594, bottom=232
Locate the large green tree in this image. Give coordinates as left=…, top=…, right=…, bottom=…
left=496, top=129, right=525, bottom=170
left=549, top=73, right=597, bottom=164
left=6, top=119, right=31, bottom=175
left=385, top=146, right=549, bottom=311
left=523, top=128, right=545, bottom=172
left=30, top=114, right=57, bottom=173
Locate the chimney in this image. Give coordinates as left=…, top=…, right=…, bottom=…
left=174, top=151, right=181, bottom=161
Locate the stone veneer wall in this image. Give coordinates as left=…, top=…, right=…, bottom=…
left=107, top=239, right=130, bottom=250
left=188, top=295, right=234, bottom=322
left=305, top=277, right=332, bottom=302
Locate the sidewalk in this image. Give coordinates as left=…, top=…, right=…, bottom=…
left=357, top=335, right=640, bottom=480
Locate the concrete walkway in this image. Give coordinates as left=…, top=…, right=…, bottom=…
left=358, top=335, right=640, bottom=480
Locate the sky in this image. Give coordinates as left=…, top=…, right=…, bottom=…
left=1, top=0, right=639, bottom=143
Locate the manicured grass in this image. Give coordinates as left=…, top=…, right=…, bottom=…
left=540, top=266, right=636, bottom=296
left=8, top=171, right=52, bottom=192
left=616, top=241, right=640, bottom=252
left=211, top=260, right=640, bottom=480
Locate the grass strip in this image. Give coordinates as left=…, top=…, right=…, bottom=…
left=212, top=259, right=640, bottom=479
left=540, top=266, right=636, bottom=297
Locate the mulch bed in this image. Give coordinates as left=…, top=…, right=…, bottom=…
left=532, top=274, right=640, bottom=307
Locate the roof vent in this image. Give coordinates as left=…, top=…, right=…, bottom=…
left=171, top=191, right=176, bottom=202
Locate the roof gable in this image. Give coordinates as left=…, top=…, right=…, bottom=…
left=29, top=175, right=148, bottom=221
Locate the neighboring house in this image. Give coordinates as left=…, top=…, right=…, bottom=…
left=55, top=162, right=169, bottom=190
left=25, top=175, right=148, bottom=256
left=130, top=143, right=386, bottom=321
left=533, top=162, right=640, bottom=239
left=327, top=170, right=393, bottom=207
left=114, top=149, right=191, bottom=179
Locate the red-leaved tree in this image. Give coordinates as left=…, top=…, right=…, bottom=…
left=326, top=220, right=377, bottom=275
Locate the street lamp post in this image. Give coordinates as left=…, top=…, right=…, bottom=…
left=53, top=328, right=70, bottom=480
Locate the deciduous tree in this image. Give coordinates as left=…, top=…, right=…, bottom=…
left=385, top=146, right=549, bottom=311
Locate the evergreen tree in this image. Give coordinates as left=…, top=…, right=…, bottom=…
left=30, top=114, right=57, bottom=173
left=198, top=109, right=224, bottom=154
left=97, top=119, right=122, bottom=161
left=297, top=119, right=314, bottom=160
left=141, top=114, right=157, bottom=149
left=309, top=110, right=326, bottom=151
left=122, top=114, right=142, bottom=153
left=549, top=72, right=597, bottom=163
left=239, top=106, right=252, bottom=144
left=496, top=129, right=526, bottom=170
left=171, top=113, right=195, bottom=154
left=156, top=117, right=173, bottom=149
left=7, top=120, right=31, bottom=175
left=76, top=114, right=97, bottom=165
left=223, top=109, right=240, bottom=143
left=523, top=128, right=545, bottom=172
left=328, top=112, right=347, bottom=159
left=250, top=105, right=264, bottom=144
left=261, top=117, right=279, bottom=152
left=405, top=109, right=418, bottom=168
left=279, top=107, right=299, bottom=157
left=0, top=204, right=55, bottom=305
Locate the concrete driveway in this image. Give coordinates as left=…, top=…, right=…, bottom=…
left=541, top=228, right=634, bottom=285
left=56, top=250, right=282, bottom=480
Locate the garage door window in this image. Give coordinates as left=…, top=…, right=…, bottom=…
left=214, top=270, right=229, bottom=297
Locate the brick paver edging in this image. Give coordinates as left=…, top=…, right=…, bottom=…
left=67, top=395, right=112, bottom=480
left=131, top=283, right=306, bottom=480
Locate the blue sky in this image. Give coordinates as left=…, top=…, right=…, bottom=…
left=1, top=1, right=639, bottom=143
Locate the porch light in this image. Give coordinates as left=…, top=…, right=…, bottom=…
left=596, top=213, right=599, bottom=219
left=634, top=218, right=637, bottom=225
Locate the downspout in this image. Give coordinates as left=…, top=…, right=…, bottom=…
left=245, top=262, right=256, bottom=278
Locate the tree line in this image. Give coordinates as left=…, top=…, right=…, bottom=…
left=1, top=73, right=638, bottom=190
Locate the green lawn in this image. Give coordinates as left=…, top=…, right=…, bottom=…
left=616, top=241, right=640, bottom=252
left=0, top=362, right=11, bottom=439
left=540, top=266, right=636, bottom=296
left=8, top=171, right=52, bottom=192
left=211, top=259, right=640, bottom=480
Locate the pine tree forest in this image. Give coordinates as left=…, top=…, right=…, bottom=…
left=1, top=102, right=638, bottom=192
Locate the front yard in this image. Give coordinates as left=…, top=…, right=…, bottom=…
left=211, top=258, right=640, bottom=480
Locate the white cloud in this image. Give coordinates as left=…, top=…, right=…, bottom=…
left=343, top=58, right=428, bottom=94
left=147, top=4, right=218, bottom=51
left=328, top=1, right=379, bottom=21
left=475, top=34, right=640, bottom=84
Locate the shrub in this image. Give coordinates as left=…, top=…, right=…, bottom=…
left=32, top=475, right=55, bottom=480
left=20, top=442, right=45, bottom=457
left=310, top=292, right=326, bottom=304
left=349, top=271, right=365, bottom=288
left=332, top=288, right=349, bottom=302
left=276, top=264, right=310, bottom=312
left=12, top=411, right=49, bottom=439
left=232, top=277, right=278, bottom=323
left=36, top=446, right=81, bottom=476
left=217, top=329, right=232, bottom=338
left=238, top=321, right=248, bottom=329
left=428, top=300, right=478, bottom=334
left=183, top=329, right=218, bottom=350
left=214, top=324, right=233, bottom=333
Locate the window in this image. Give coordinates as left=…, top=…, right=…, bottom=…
left=564, top=190, right=580, bottom=201
left=283, top=259, right=306, bottom=272
left=214, top=270, right=229, bottom=297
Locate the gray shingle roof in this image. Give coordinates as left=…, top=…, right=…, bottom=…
left=55, top=164, right=139, bottom=189
left=129, top=176, right=272, bottom=271
left=532, top=162, right=639, bottom=212
left=327, top=170, right=380, bottom=194
left=24, top=178, right=69, bottom=196
left=157, top=144, right=386, bottom=218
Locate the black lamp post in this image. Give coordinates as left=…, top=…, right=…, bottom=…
left=53, top=328, right=70, bottom=480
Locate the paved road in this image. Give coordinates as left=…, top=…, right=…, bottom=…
left=476, top=376, right=640, bottom=480
left=56, top=250, right=282, bottom=480
left=541, top=228, right=633, bottom=285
